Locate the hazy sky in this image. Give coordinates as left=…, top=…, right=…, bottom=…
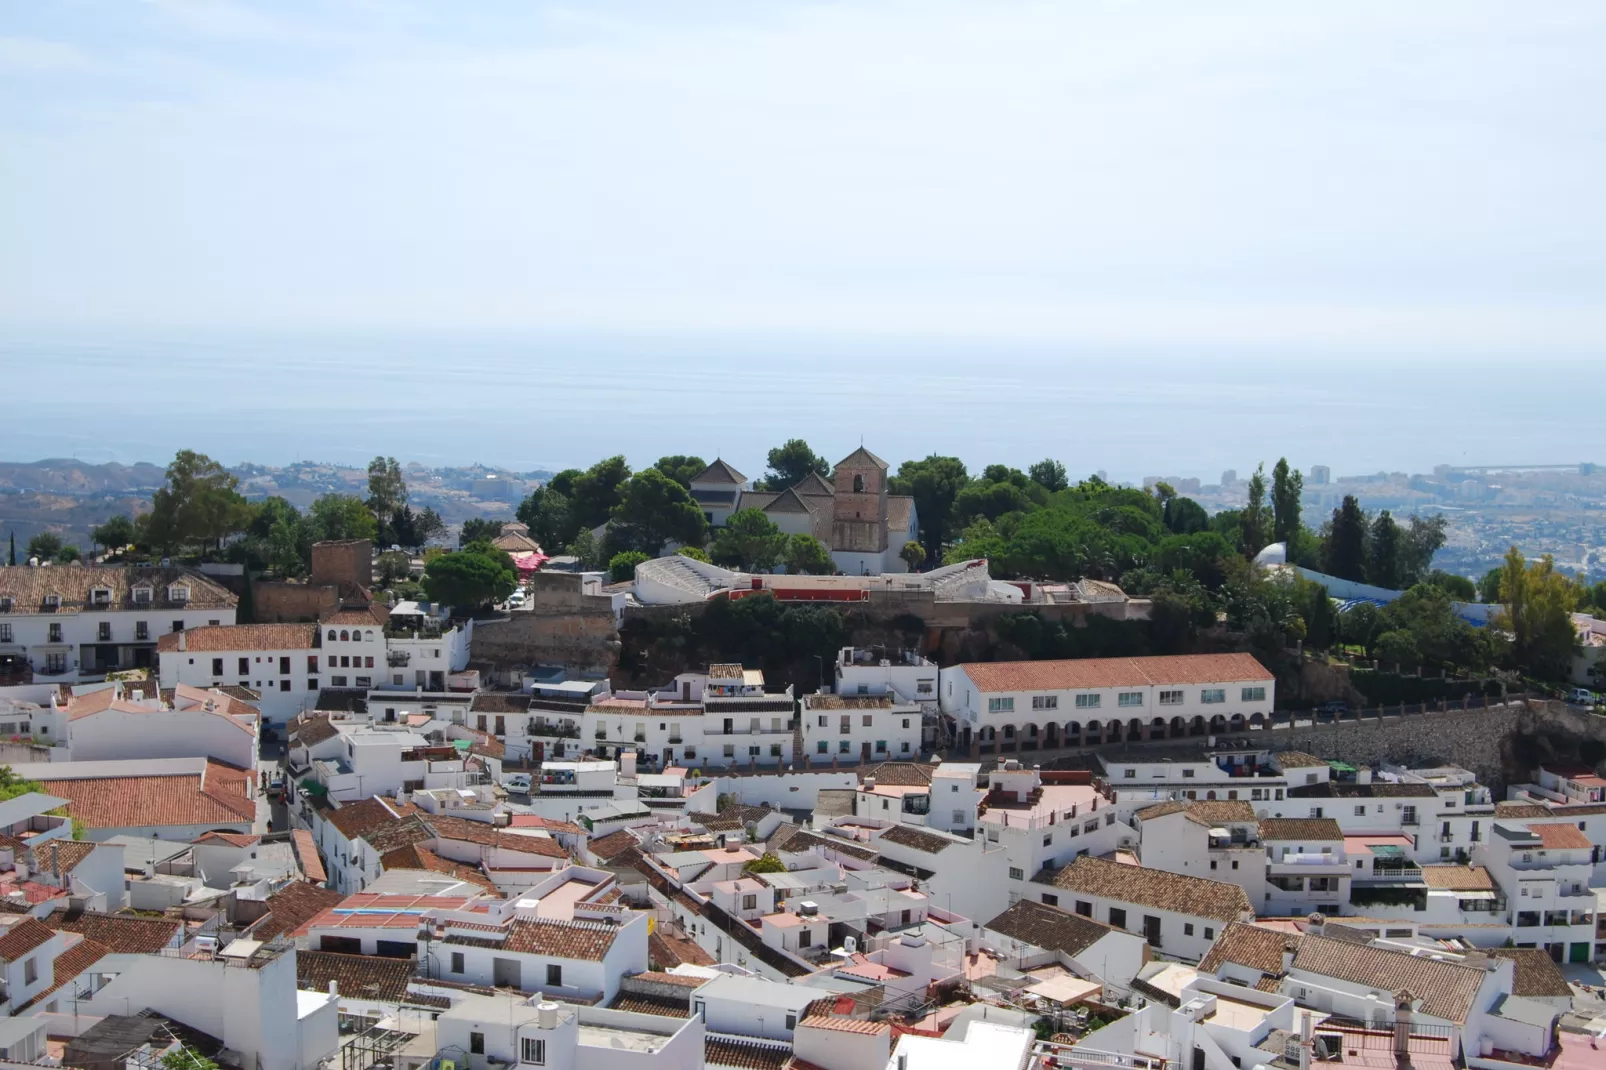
left=3, top=0, right=1605, bottom=355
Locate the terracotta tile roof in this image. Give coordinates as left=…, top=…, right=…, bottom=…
left=1291, top=934, right=1486, bottom=1023
left=380, top=844, right=496, bottom=891
left=1289, top=781, right=1436, bottom=799
left=297, top=950, right=447, bottom=1007
left=805, top=694, right=895, bottom=711
left=629, top=970, right=706, bottom=988
left=290, top=713, right=340, bottom=746
left=1136, top=800, right=1190, bottom=821
left=610, top=994, right=692, bottom=1017
left=1530, top=823, right=1592, bottom=849
left=0, top=917, right=58, bottom=960
left=192, top=831, right=260, bottom=848
left=1259, top=818, right=1343, bottom=841
left=985, top=899, right=1119, bottom=957
left=31, top=839, right=100, bottom=875
left=469, top=692, right=531, bottom=713
left=1137, top=800, right=1256, bottom=827
left=649, top=928, right=716, bottom=969
left=323, top=797, right=406, bottom=840
left=364, top=816, right=434, bottom=855
left=1495, top=803, right=1554, bottom=818
left=1419, top=865, right=1495, bottom=891
left=502, top=918, right=620, bottom=960
left=959, top=653, right=1272, bottom=693
left=1272, top=751, right=1327, bottom=769
left=1198, top=921, right=1298, bottom=976
left=21, top=935, right=109, bottom=1009
left=588, top=829, right=641, bottom=861
left=798, top=1015, right=890, bottom=1035
left=424, top=815, right=569, bottom=859
left=0, top=565, right=236, bottom=613
left=39, top=760, right=255, bottom=830
left=324, top=605, right=390, bottom=627
left=862, top=761, right=934, bottom=786
left=292, top=829, right=327, bottom=884
left=878, top=825, right=952, bottom=855
left=53, top=912, right=180, bottom=953
left=1488, top=948, right=1572, bottom=998
left=251, top=880, right=344, bottom=941
left=155, top=623, right=317, bottom=653
left=1047, top=856, right=1252, bottom=923
left=509, top=815, right=585, bottom=835
left=704, top=1039, right=792, bottom=1070
left=691, top=459, right=748, bottom=485
left=707, top=664, right=746, bottom=679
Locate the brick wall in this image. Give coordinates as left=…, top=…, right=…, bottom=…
left=253, top=581, right=339, bottom=623
left=311, top=539, right=372, bottom=589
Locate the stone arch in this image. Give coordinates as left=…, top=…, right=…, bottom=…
left=1170, top=716, right=1186, bottom=737
left=1086, top=719, right=1102, bottom=744
left=1249, top=712, right=1266, bottom=729
left=1190, top=715, right=1206, bottom=736
left=1206, top=790, right=1217, bottom=801
left=1209, top=714, right=1227, bottom=733
left=340, top=630, right=350, bottom=641
left=1151, top=717, right=1168, bottom=740
left=1065, top=721, right=1081, bottom=744
left=327, top=629, right=337, bottom=641
left=1044, top=722, right=1059, bottom=746
left=1229, top=713, right=1246, bottom=732
left=1128, top=718, right=1144, bottom=741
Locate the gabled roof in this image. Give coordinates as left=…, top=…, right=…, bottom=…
left=502, top=918, right=620, bottom=960
left=835, top=446, right=888, bottom=471
left=691, top=459, right=748, bottom=486
left=761, top=488, right=815, bottom=515
left=30, top=839, right=101, bottom=875
left=985, top=899, right=1120, bottom=957
left=863, top=761, right=934, bottom=787
left=1137, top=799, right=1256, bottom=827
left=1488, top=948, right=1572, bottom=998
left=250, top=881, right=345, bottom=941
left=322, top=797, right=407, bottom=840
left=22, top=935, right=109, bottom=1009
left=1198, top=921, right=1297, bottom=976
left=379, top=844, right=497, bottom=891
left=54, top=912, right=181, bottom=954
left=1045, top=856, right=1251, bottom=922
left=290, top=712, right=340, bottom=747
left=1419, top=865, right=1495, bottom=891
left=1259, top=818, right=1343, bottom=841
left=791, top=472, right=836, bottom=497
left=297, top=950, right=449, bottom=1008
left=0, top=565, right=236, bottom=613
left=0, top=917, right=57, bottom=961
left=155, top=623, right=318, bottom=653
left=38, top=760, right=255, bottom=830
left=878, top=825, right=952, bottom=854
left=1290, top=934, right=1487, bottom=1023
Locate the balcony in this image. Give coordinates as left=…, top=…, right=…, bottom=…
left=526, top=721, right=580, bottom=740
left=387, top=651, right=411, bottom=667
left=1354, top=865, right=1423, bottom=885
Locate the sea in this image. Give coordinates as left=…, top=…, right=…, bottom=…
left=0, top=325, right=1591, bottom=482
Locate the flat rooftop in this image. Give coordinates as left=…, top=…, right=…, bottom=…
left=577, top=1023, right=671, bottom=1053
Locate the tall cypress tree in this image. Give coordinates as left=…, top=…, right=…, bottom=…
left=6, top=532, right=13, bottom=567
left=1271, top=458, right=1304, bottom=549
left=1324, top=496, right=1368, bottom=582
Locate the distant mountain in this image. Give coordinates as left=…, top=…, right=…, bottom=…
left=0, top=459, right=168, bottom=494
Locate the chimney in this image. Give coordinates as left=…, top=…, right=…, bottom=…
left=1393, top=991, right=1414, bottom=1057
left=329, top=980, right=339, bottom=997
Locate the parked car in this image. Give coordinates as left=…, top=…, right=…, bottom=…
left=1567, top=688, right=1597, bottom=706
left=503, top=773, right=532, bottom=794
left=508, top=590, right=527, bottom=608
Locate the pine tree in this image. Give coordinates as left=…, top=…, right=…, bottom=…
left=6, top=532, right=13, bottom=567
left=1271, top=458, right=1304, bottom=548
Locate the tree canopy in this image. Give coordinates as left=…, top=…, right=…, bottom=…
left=136, top=450, right=251, bottom=557
left=459, top=517, right=503, bottom=546
left=1492, top=547, right=1580, bottom=680
left=652, top=455, right=707, bottom=489
left=310, top=494, right=379, bottom=543
left=761, top=439, right=831, bottom=490
left=785, top=534, right=836, bottom=575
left=609, top=469, right=708, bottom=556
left=889, top=455, right=969, bottom=562
left=422, top=549, right=516, bottom=609
left=711, top=509, right=787, bottom=572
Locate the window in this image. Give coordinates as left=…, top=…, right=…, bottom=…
left=521, top=1038, right=545, bottom=1065
left=742, top=894, right=757, bottom=910
left=1009, top=867, right=1024, bottom=880
left=1184, top=923, right=1195, bottom=936
left=451, top=952, right=465, bottom=974
left=725, top=744, right=736, bottom=757
left=469, top=1032, right=484, bottom=1055
left=48, top=623, right=62, bottom=643
left=798, top=931, right=811, bottom=949
left=1123, top=769, right=1136, bottom=779
left=547, top=964, right=562, bottom=987
left=172, top=620, right=184, bottom=633
left=952, top=809, right=965, bottom=823
left=1201, top=689, right=1226, bottom=704
left=239, top=657, right=250, bottom=675
left=1118, top=692, right=1143, bottom=708
left=817, top=741, right=828, bottom=754
left=1182, top=769, right=1195, bottom=778
left=212, top=658, right=225, bottom=675
left=770, top=743, right=782, bottom=757
left=1043, top=833, right=1052, bottom=846
left=987, top=697, right=1014, bottom=713
left=1203, top=927, right=1214, bottom=940
left=1032, top=695, right=1058, bottom=711
left=24, top=958, right=37, bottom=984
left=1241, top=686, right=1266, bottom=702
left=365, top=656, right=375, bottom=668
left=98, top=621, right=112, bottom=642
left=0, top=624, right=9, bottom=643
left=901, top=742, right=911, bottom=753
left=43, top=594, right=60, bottom=609
left=280, top=656, right=291, bottom=674
left=308, top=679, right=319, bottom=691
left=135, top=621, right=149, bottom=641
left=875, top=740, right=887, bottom=752
left=1108, top=907, right=1127, bottom=929
left=861, top=714, right=873, bottom=727
left=748, top=745, right=760, bottom=757
left=279, top=680, right=290, bottom=692
left=44, top=653, right=66, bottom=674
left=0, top=596, right=10, bottom=612
left=839, top=740, right=850, bottom=753
left=169, top=585, right=190, bottom=603
left=1158, top=690, right=1183, bottom=706
left=1074, top=694, right=1101, bottom=709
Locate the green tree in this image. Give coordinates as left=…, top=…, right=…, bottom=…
left=1424, top=570, right=1477, bottom=601
left=1304, top=582, right=1335, bottom=650
left=377, top=550, right=412, bottom=586
left=609, top=551, right=650, bottom=582
left=1270, top=458, right=1303, bottom=549
left=952, top=476, right=1033, bottom=527
left=943, top=517, right=1009, bottom=565
left=652, top=456, right=707, bottom=489
left=761, top=439, right=831, bottom=490
left=516, top=486, right=574, bottom=551
left=742, top=852, right=787, bottom=875
left=161, top=1049, right=220, bottom=1070
left=676, top=546, right=711, bottom=563
left=1240, top=464, right=1269, bottom=557
left=1494, top=547, right=1581, bottom=679
left=889, top=455, right=970, bottom=563
left=899, top=540, right=926, bottom=572
left=7, top=532, right=13, bottom=566
left=54, top=544, right=80, bottom=564
left=1028, top=458, right=1069, bottom=493
left=1478, top=567, right=1504, bottom=603
left=26, top=533, right=63, bottom=562
left=412, top=506, right=447, bottom=546
left=0, top=767, right=43, bottom=803
left=1373, top=629, right=1421, bottom=668
left=1368, top=510, right=1402, bottom=589
left=1338, top=601, right=1380, bottom=650
left=143, top=450, right=250, bottom=555
left=366, top=456, right=407, bottom=526
left=1162, top=495, right=1210, bottom=535
left=310, top=495, right=380, bottom=543
left=609, top=469, right=708, bottom=556
left=565, top=529, right=606, bottom=570
left=1154, top=531, right=1235, bottom=591
left=784, top=534, right=836, bottom=575
left=1588, top=581, right=1606, bottom=615
left=570, top=456, right=633, bottom=532
left=422, top=550, right=515, bottom=608
left=1324, top=496, right=1368, bottom=582
left=92, top=514, right=136, bottom=556
left=1398, top=515, right=1448, bottom=588
left=711, top=509, right=787, bottom=572
left=458, top=517, right=502, bottom=545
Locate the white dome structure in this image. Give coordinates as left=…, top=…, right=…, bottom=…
left=1253, top=541, right=1288, bottom=567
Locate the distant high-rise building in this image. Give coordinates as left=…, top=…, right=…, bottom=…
left=1310, top=465, right=1331, bottom=485
left=1221, top=469, right=1237, bottom=486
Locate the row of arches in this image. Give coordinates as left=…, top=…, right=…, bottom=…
left=961, top=712, right=1265, bottom=752
left=326, top=629, right=377, bottom=642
